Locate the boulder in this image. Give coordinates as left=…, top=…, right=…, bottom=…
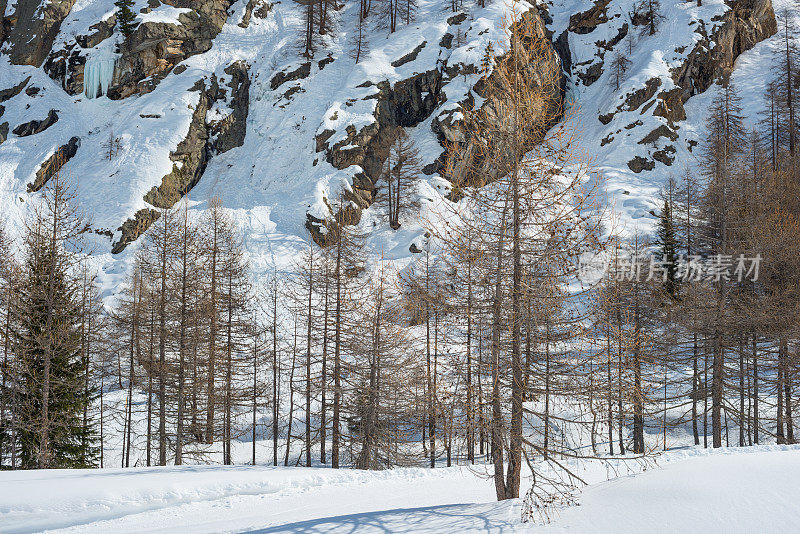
left=28, top=136, right=81, bottom=192
left=13, top=109, right=59, bottom=137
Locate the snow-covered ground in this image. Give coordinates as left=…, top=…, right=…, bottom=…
left=2, top=445, right=798, bottom=533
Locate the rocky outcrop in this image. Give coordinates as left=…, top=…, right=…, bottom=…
left=28, top=136, right=81, bottom=192
left=108, top=0, right=234, bottom=99
left=0, top=77, right=30, bottom=102
left=209, top=62, right=250, bottom=154
left=113, top=62, right=250, bottom=252
left=270, top=62, right=311, bottom=90
left=44, top=16, right=117, bottom=95
left=306, top=10, right=564, bottom=246
left=672, top=0, right=776, bottom=102
left=13, top=110, right=59, bottom=137
left=568, top=0, right=612, bottom=35
left=43, top=0, right=236, bottom=99
left=309, top=8, right=563, bottom=245
left=310, top=69, right=444, bottom=244
left=439, top=10, right=564, bottom=188
left=112, top=208, right=161, bottom=254
left=5, top=0, right=77, bottom=67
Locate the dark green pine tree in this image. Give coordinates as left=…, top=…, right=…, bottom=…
left=115, top=0, right=138, bottom=37
left=13, top=227, right=98, bottom=469
left=656, top=194, right=679, bottom=299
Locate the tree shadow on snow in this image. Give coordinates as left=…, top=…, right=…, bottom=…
left=244, top=502, right=520, bottom=533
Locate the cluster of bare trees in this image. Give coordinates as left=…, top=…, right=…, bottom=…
left=585, top=14, right=800, bottom=462
left=110, top=197, right=256, bottom=467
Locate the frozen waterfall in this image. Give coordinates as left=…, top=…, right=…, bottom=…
left=84, top=49, right=116, bottom=99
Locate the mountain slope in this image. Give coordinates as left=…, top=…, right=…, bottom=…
left=0, top=0, right=779, bottom=289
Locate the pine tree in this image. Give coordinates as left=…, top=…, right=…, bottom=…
left=656, top=186, right=679, bottom=299
left=115, top=0, right=138, bottom=38
left=12, top=172, right=98, bottom=469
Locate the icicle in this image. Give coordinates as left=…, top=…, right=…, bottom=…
left=84, top=48, right=116, bottom=99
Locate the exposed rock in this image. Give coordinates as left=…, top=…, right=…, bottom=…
left=28, top=136, right=81, bottom=192
left=638, top=124, right=678, bottom=145
left=391, top=41, right=427, bottom=68
left=0, top=0, right=7, bottom=45
left=270, top=62, right=311, bottom=90
left=653, top=145, right=676, bottom=165
left=320, top=69, right=443, bottom=181
left=443, top=10, right=564, bottom=187
left=112, top=208, right=161, bottom=254
left=447, top=12, right=468, bottom=25
left=107, top=0, right=234, bottom=99
left=13, top=110, right=59, bottom=137
left=577, top=62, right=603, bottom=86
left=597, top=22, right=627, bottom=51
left=653, top=88, right=687, bottom=123
left=209, top=61, right=250, bottom=154
left=622, top=77, right=661, bottom=112
left=310, top=8, right=564, bottom=245
left=5, top=0, right=77, bottom=67
left=671, top=0, right=776, bottom=103
left=144, top=85, right=210, bottom=209
left=115, top=62, right=249, bottom=252
left=254, top=1, right=272, bottom=19
left=628, top=155, right=655, bottom=173
left=439, top=33, right=454, bottom=49
left=0, top=77, right=30, bottom=102
left=0, top=122, right=8, bottom=144
left=44, top=16, right=116, bottom=95
left=318, top=55, right=334, bottom=70
left=239, top=0, right=258, bottom=27
left=569, top=0, right=611, bottom=34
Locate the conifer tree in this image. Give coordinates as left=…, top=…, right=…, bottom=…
left=12, top=170, right=98, bottom=469
left=656, top=186, right=679, bottom=299
left=115, top=0, right=138, bottom=38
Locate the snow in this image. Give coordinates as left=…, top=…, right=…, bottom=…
left=137, top=6, right=194, bottom=25
left=1, top=446, right=798, bottom=533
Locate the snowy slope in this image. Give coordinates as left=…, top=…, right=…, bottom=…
left=0, top=0, right=783, bottom=295
left=1, top=445, right=798, bottom=533
left=0, top=0, right=519, bottom=296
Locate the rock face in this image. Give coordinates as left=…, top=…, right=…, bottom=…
left=44, top=16, right=117, bottom=95
left=41, top=0, right=236, bottom=99
left=672, top=0, right=776, bottom=101
left=439, top=10, right=564, bottom=188
left=5, top=0, right=77, bottom=67
left=113, top=61, right=250, bottom=252
left=109, top=0, right=235, bottom=100
left=566, top=0, right=776, bottom=172
left=309, top=8, right=564, bottom=245
left=311, top=69, right=444, bottom=244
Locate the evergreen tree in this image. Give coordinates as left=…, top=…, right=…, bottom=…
left=656, top=188, right=679, bottom=299
left=12, top=172, right=98, bottom=469
left=115, top=0, right=138, bottom=37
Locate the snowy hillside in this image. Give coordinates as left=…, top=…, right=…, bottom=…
left=0, top=0, right=777, bottom=288
left=2, top=445, right=798, bottom=533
